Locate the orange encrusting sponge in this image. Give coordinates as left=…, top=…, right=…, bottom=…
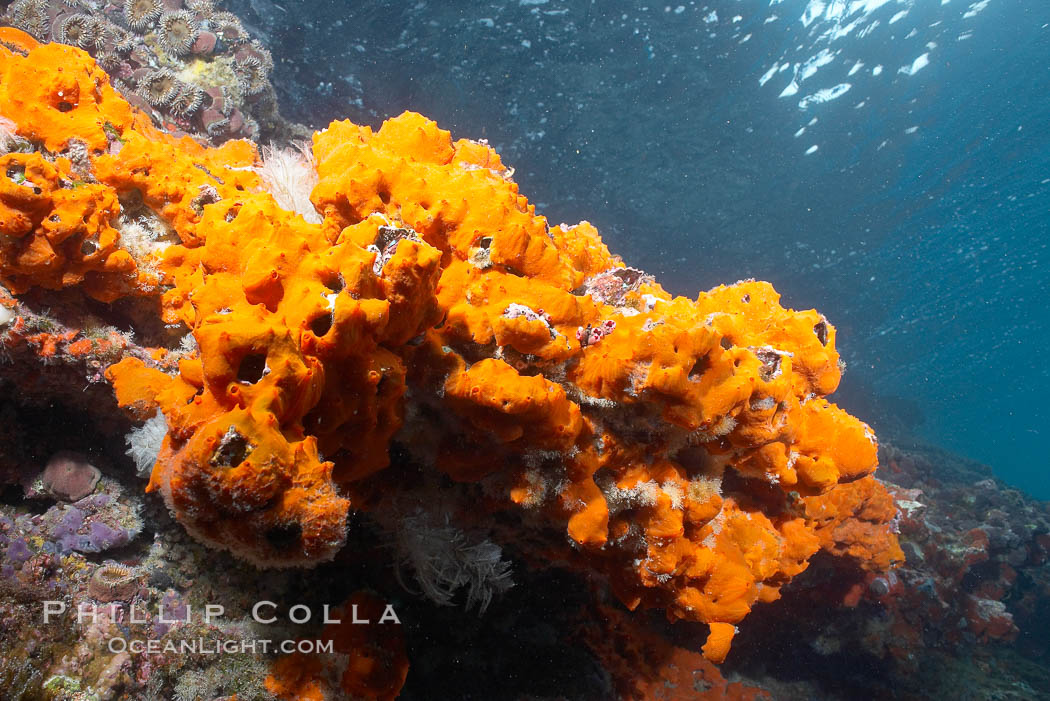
left=0, top=30, right=902, bottom=662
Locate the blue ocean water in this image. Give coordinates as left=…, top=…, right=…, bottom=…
left=239, top=0, right=1049, bottom=498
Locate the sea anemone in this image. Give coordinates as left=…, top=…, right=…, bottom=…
left=122, top=0, right=161, bottom=32
left=185, top=0, right=214, bottom=17
left=169, top=83, right=205, bottom=118
left=234, top=56, right=267, bottom=96
left=95, top=50, right=123, bottom=72
left=9, top=0, right=49, bottom=40
left=247, top=40, right=274, bottom=72
left=158, top=10, right=199, bottom=56
left=204, top=115, right=229, bottom=138
left=57, top=13, right=98, bottom=49
left=92, top=20, right=121, bottom=51
left=210, top=11, right=246, bottom=43
left=139, top=69, right=178, bottom=107
left=114, top=31, right=138, bottom=54
left=88, top=562, right=140, bottom=602
left=104, top=25, right=131, bottom=52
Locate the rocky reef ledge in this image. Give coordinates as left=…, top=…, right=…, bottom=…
left=0, top=25, right=1045, bottom=701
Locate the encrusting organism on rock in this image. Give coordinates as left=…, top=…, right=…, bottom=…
left=0, top=28, right=903, bottom=663
left=41, top=451, right=101, bottom=502
left=0, top=0, right=288, bottom=145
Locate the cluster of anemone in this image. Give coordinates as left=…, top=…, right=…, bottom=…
left=138, top=71, right=207, bottom=120
left=1, top=0, right=280, bottom=146
left=7, top=0, right=49, bottom=38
